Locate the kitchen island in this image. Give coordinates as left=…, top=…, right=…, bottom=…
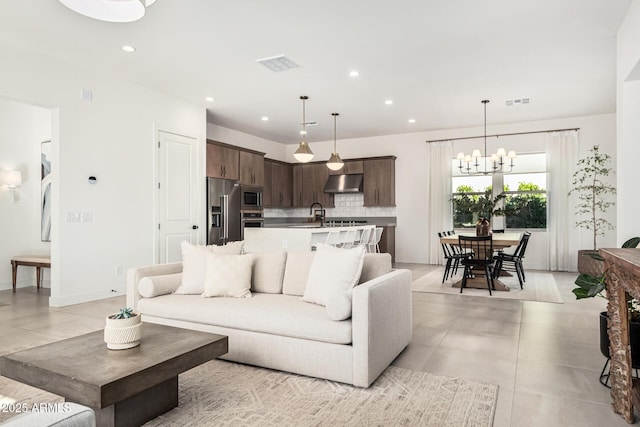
left=244, top=225, right=376, bottom=253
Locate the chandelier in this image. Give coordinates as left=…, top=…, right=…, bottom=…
left=293, top=95, right=314, bottom=163
left=58, top=0, right=157, bottom=23
left=456, top=100, right=516, bottom=175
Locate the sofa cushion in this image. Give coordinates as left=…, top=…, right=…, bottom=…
left=359, top=253, right=393, bottom=284
left=138, top=293, right=352, bottom=345
left=252, top=251, right=287, bottom=294
left=326, top=289, right=353, bottom=321
left=138, top=273, right=182, bottom=298
left=282, top=252, right=316, bottom=296
left=303, top=244, right=365, bottom=306
left=202, top=253, right=253, bottom=298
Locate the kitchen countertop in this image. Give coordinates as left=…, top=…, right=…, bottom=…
left=264, top=216, right=396, bottom=228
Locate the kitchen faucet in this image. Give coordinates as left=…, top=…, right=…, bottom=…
left=309, top=202, right=325, bottom=226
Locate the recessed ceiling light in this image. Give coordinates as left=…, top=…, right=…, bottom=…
left=384, top=99, right=393, bottom=105
left=261, top=116, right=269, bottom=121
left=121, top=45, right=136, bottom=53
left=408, top=119, right=416, bottom=124
left=349, top=70, right=360, bottom=77
left=205, top=97, right=215, bottom=102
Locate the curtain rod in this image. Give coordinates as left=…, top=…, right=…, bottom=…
left=425, top=127, right=580, bottom=143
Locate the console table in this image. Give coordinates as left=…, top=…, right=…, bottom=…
left=601, top=248, right=640, bottom=423
left=10, top=256, right=51, bottom=292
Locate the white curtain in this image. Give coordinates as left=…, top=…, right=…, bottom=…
left=546, top=130, right=579, bottom=271
left=426, top=141, right=453, bottom=265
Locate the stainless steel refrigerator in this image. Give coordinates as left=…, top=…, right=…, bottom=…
left=207, top=177, right=241, bottom=245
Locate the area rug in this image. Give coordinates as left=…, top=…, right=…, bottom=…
left=412, top=268, right=563, bottom=304
left=146, top=360, right=498, bottom=426
left=0, top=361, right=498, bottom=426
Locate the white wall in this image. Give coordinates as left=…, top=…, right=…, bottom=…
left=617, top=0, right=640, bottom=245
left=0, top=41, right=206, bottom=306
left=0, top=98, right=51, bottom=290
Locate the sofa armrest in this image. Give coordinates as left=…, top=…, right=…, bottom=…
left=126, top=262, right=183, bottom=310
left=351, top=269, right=412, bottom=387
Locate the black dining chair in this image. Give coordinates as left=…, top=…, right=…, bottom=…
left=438, top=231, right=467, bottom=283
left=493, top=231, right=531, bottom=288
left=458, top=235, right=495, bottom=295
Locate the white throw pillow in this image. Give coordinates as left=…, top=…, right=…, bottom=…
left=326, top=290, right=353, bottom=321
left=302, top=244, right=365, bottom=306
left=180, top=241, right=210, bottom=294
left=179, top=241, right=245, bottom=294
left=202, top=253, right=254, bottom=298
left=252, top=251, right=287, bottom=294
left=282, top=252, right=316, bottom=296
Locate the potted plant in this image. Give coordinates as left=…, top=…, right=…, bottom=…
left=568, top=145, right=616, bottom=275
left=104, top=307, right=142, bottom=350
left=572, top=237, right=640, bottom=386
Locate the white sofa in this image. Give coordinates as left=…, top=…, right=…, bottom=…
left=126, top=251, right=412, bottom=388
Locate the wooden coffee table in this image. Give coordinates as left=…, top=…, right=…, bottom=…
left=0, top=323, right=228, bottom=427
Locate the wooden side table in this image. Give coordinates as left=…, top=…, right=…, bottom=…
left=10, top=256, right=51, bottom=292
left=601, top=248, right=640, bottom=423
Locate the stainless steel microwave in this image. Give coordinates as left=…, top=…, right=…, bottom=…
left=240, top=186, right=263, bottom=210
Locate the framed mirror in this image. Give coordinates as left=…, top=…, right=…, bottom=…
left=41, top=140, right=51, bottom=242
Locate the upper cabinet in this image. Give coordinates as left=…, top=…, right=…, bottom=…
left=363, top=157, right=396, bottom=207
left=239, top=151, right=264, bottom=186
left=206, top=142, right=239, bottom=180
left=264, top=159, right=292, bottom=208
left=302, top=163, right=333, bottom=207
left=328, top=160, right=364, bottom=175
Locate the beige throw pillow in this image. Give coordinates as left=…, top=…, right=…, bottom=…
left=302, top=244, right=365, bottom=306
left=282, top=252, right=316, bottom=296
left=178, top=241, right=245, bottom=294
left=325, top=290, right=353, bottom=321
left=202, top=253, right=254, bottom=298
left=251, top=251, right=287, bottom=293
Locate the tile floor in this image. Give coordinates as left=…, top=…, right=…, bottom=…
left=0, top=265, right=630, bottom=427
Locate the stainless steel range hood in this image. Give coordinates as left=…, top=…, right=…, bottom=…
left=324, top=174, right=364, bottom=193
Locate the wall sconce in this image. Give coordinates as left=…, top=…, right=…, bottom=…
left=0, top=170, right=23, bottom=202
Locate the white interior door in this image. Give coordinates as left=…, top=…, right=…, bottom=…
left=157, top=131, right=199, bottom=263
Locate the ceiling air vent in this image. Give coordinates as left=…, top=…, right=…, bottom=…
left=506, top=98, right=531, bottom=106
left=256, top=55, right=299, bottom=72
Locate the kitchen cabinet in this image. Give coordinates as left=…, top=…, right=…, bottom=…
left=206, top=142, right=239, bottom=180
left=239, top=151, right=264, bottom=186
left=292, top=163, right=333, bottom=208
left=363, top=157, right=395, bottom=206
left=328, top=160, right=364, bottom=175
left=264, top=159, right=292, bottom=208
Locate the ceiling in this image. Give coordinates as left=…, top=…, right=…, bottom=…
left=0, top=0, right=632, bottom=143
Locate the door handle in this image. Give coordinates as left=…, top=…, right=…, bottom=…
left=192, top=225, right=199, bottom=230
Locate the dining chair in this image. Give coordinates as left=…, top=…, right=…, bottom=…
left=438, top=231, right=467, bottom=283
left=341, top=229, right=359, bottom=249
left=458, top=235, right=495, bottom=295
left=325, top=230, right=342, bottom=247
left=493, top=231, right=531, bottom=288
left=358, top=228, right=372, bottom=251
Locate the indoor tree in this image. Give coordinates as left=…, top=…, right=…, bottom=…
left=568, top=145, right=616, bottom=250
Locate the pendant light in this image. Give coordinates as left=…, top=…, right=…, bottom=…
left=293, top=95, right=314, bottom=163
left=326, top=113, right=344, bottom=171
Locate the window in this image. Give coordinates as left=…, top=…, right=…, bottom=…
left=451, top=153, right=547, bottom=229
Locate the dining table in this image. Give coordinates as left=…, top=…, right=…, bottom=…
left=439, top=232, right=523, bottom=291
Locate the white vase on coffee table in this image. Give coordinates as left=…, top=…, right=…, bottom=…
left=104, top=311, right=142, bottom=350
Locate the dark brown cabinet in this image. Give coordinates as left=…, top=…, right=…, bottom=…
left=206, top=142, right=239, bottom=180
left=378, top=226, right=396, bottom=263
left=363, top=157, right=395, bottom=206
left=264, top=159, right=292, bottom=208
left=328, top=160, right=364, bottom=175
left=239, top=151, right=264, bottom=186
left=291, top=163, right=333, bottom=208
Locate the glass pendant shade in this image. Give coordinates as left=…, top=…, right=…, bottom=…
left=293, top=141, right=314, bottom=163
left=58, top=0, right=156, bottom=23
left=326, top=153, right=344, bottom=170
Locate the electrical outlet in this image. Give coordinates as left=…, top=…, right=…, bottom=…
left=66, top=211, right=81, bottom=222
left=82, top=212, right=93, bottom=223
left=115, top=265, right=123, bottom=276
left=282, top=240, right=288, bottom=249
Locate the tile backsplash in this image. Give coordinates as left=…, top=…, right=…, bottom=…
left=264, top=193, right=397, bottom=218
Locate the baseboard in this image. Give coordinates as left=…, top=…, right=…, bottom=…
left=0, top=279, right=41, bottom=291
left=49, top=290, right=124, bottom=307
